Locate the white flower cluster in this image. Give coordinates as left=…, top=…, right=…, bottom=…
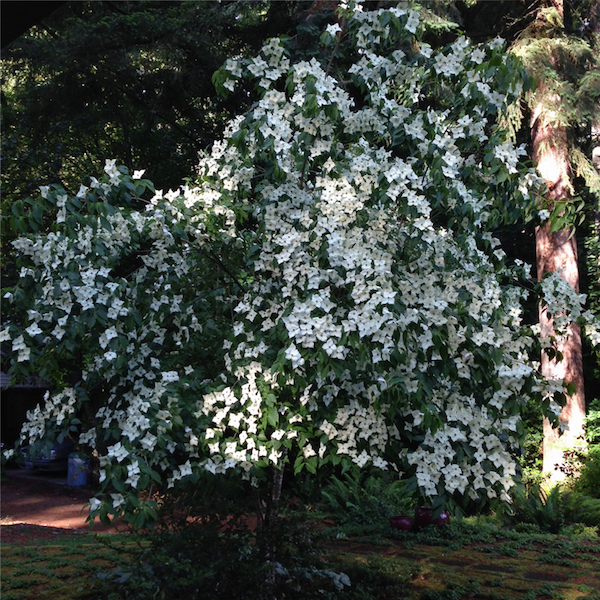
left=188, top=6, right=553, bottom=502
left=540, top=270, right=588, bottom=333
left=585, top=318, right=600, bottom=347
left=4, top=3, right=590, bottom=519
left=206, top=5, right=576, bottom=503
left=19, top=389, right=78, bottom=444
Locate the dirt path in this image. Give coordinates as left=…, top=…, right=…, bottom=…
left=1, top=469, right=122, bottom=542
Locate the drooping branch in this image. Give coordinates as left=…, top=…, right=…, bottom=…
left=200, top=250, right=248, bottom=294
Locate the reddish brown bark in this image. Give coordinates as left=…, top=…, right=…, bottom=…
left=531, top=97, right=586, bottom=480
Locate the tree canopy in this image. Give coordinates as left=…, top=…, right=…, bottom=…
left=4, top=2, right=600, bottom=529
left=1, top=0, right=313, bottom=284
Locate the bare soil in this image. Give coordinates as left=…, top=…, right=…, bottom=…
left=1, top=469, right=121, bottom=542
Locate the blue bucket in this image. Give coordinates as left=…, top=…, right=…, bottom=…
left=67, top=454, right=90, bottom=486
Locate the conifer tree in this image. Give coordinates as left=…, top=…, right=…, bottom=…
left=512, top=0, right=600, bottom=480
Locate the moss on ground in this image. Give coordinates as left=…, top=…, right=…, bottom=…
left=1, top=524, right=599, bottom=600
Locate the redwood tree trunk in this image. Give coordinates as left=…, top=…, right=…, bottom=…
left=531, top=97, right=586, bottom=481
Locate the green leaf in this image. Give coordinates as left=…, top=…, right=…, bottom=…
left=32, top=204, right=44, bottom=224
left=132, top=510, right=146, bottom=530
left=293, top=454, right=305, bottom=474
left=99, top=507, right=111, bottom=526
left=138, top=473, right=149, bottom=490
left=11, top=200, right=24, bottom=217
left=267, top=406, right=279, bottom=427
left=112, top=477, right=125, bottom=493
left=149, top=469, right=162, bottom=483
left=305, top=456, right=317, bottom=474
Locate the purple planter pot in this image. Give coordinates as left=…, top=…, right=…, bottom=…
left=433, top=511, right=451, bottom=527
left=415, top=507, right=451, bottom=528
left=414, top=506, right=433, bottom=527
left=389, top=515, right=414, bottom=531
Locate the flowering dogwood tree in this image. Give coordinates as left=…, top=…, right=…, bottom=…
left=3, top=2, right=598, bottom=527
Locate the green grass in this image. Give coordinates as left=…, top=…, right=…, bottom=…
left=1, top=522, right=600, bottom=600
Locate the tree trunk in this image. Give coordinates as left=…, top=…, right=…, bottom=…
left=531, top=98, right=586, bottom=482
left=593, top=122, right=600, bottom=236
left=264, top=461, right=285, bottom=531
left=257, top=448, right=288, bottom=573
left=258, top=460, right=286, bottom=585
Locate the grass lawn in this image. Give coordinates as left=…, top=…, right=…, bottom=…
left=1, top=521, right=600, bottom=600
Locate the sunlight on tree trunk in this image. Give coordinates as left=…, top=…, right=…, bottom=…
left=531, top=97, right=586, bottom=481
left=593, top=123, right=600, bottom=236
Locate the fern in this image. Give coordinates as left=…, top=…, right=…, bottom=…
left=321, top=472, right=414, bottom=524
left=566, top=492, right=600, bottom=526
left=510, top=485, right=569, bottom=533
left=572, top=147, right=600, bottom=195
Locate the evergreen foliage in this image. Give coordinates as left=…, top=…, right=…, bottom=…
left=511, top=0, right=600, bottom=348
left=1, top=0, right=310, bottom=283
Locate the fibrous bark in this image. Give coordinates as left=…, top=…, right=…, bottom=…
left=531, top=96, right=586, bottom=480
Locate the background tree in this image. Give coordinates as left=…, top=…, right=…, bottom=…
left=1, top=0, right=312, bottom=283
left=510, top=0, right=600, bottom=480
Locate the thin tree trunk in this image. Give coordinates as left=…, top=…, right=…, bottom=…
left=531, top=97, right=586, bottom=481
left=259, top=452, right=288, bottom=586
left=264, top=461, right=285, bottom=530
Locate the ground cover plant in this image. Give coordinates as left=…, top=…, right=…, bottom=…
left=0, top=533, right=133, bottom=600
left=2, top=519, right=600, bottom=600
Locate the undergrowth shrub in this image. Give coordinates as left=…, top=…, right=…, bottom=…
left=100, top=472, right=352, bottom=600
left=321, top=470, right=415, bottom=525
left=568, top=493, right=600, bottom=527
left=508, top=484, right=600, bottom=531
left=586, top=399, right=600, bottom=444
left=514, top=398, right=600, bottom=528
left=508, top=485, right=570, bottom=533
left=518, top=401, right=545, bottom=486
left=573, top=399, right=600, bottom=499
left=573, top=445, right=600, bottom=499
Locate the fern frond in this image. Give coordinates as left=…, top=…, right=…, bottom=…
left=572, top=147, right=600, bottom=195
left=568, top=493, right=600, bottom=526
